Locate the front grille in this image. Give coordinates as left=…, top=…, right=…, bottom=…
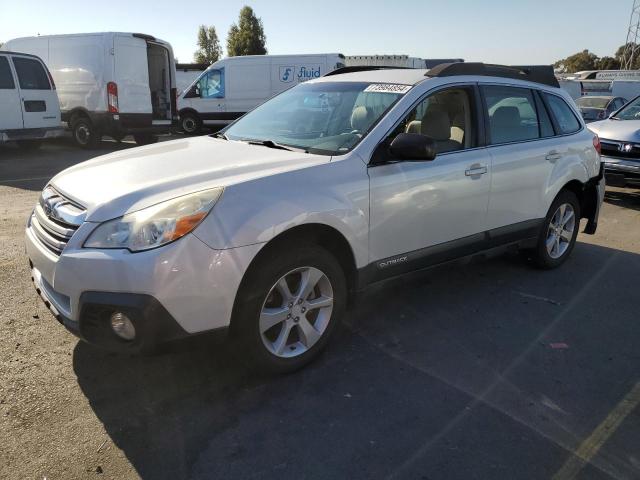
left=600, top=139, right=640, bottom=160
left=29, top=187, right=86, bottom=256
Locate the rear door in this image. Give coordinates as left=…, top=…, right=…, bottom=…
left=11, top=55, right=60, bottom=129
left=0, top=55, right=23, bottom=130
left=113, top=34, right=151, bottom=115
left=482, top=84, right=559, bottom=229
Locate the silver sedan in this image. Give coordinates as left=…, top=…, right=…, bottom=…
left=588, top=96, right=640, bottom=187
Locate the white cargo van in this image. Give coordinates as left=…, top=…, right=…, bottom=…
left=0, top=51, right=63, bottom=148
left=4, top=33, right=177, bottom=148
left=177, top=53, right=344, bottom=134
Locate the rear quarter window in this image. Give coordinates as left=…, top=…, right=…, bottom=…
left=12, top=57, right=51, bottom=90
left=543, top=93, right=581, bottom=135
left=0, top=56, right=15, bottom=89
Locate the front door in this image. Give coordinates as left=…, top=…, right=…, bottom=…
left=187, top=68, right=227, bottom=123
left=11, top=55, right=59, bottom=129
left=368, top=85, right=491, bottom=274
left=0, top=55, right=23, bottom=130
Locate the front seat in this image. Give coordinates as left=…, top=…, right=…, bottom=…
left=420, top=106, right=461, bottom=153
left=490, top=106, right=521, bottom=144
left=350, top=106, right=373, bottom=133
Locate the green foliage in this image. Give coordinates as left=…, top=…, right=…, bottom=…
left=227, top=6, right=267, bottom=57
left=554, top=49, right=599, bottom=74
left=194, top=25, right=222, bottom=64
left=597, top=56, right=620, bottom=70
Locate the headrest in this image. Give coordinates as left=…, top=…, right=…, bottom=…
left=351, top=106, right=372, bottom=131
left=421, top=107, right=451, bottom=140
left=492, top=106, right=521, bottom=126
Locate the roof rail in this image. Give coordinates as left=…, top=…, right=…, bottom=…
left=324, top=65, right=410, bottom=77
left=425, top=63, right=559, bottom=88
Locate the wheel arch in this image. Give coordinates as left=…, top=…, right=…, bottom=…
left=558, top=178, right=600, bottom=233
left=229, top=223, right=358, bottom=335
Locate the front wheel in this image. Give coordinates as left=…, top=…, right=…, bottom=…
left=180, top=112, right=202, bottom=135
left=527, top=190, right=581, bottom=269
left=233, top=244, right=347, bottom=373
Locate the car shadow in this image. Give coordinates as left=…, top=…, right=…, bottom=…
left=604, top=186, right=640, bottom=212
left=73, top=242, right=640, bottom=479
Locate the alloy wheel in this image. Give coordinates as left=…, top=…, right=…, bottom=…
left=546, top=203, right=576, bottom=259
left=259, top=266, right=334, bottom=358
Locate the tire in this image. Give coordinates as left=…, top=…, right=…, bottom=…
left=16, top=140, right=42, bottom=151
left=527, top=190, right=581, bottom=269
left=71, top=114, right=100, bottom=149
left=180, top=112, right=202, bottom=135
left=133, top=134, right=158, bottom=146
left=233, top=244, right=347, bottom=374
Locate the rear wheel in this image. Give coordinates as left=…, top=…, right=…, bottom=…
left=527, top=190, right=581, bottom=269
left=71, top=114, right=100, bottom=149
left=180, top=112, right=202, bottom=135
left=233, top=244, right=346, bottom=373
left=133, top=134, right=158, bottom=146
left=16, top=140, right=42, bottom=151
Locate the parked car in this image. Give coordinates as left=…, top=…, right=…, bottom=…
left=26, top=63, right=604, bottom=372
left=178, top=53, right=345, bottom=134
left=4, top=33, right=177, bottom=148
left=0, top=51, right=63, bottom=149
left=576, top=95, right=627, bottom=122
left=587, top=94, right=640, bottom=187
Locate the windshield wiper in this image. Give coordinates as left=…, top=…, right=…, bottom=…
left=246, top=139, right=308, bottom=153
left=610, top=116, right=621, bottom=121
left=212, top=132, right=228, bottom=140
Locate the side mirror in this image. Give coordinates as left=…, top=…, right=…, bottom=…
left=388, top=133, right=437, bottom=161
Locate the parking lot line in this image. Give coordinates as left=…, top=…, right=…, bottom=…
left=385, top=251, right=621, bottom=480
left=552, top=382, right=640, bottom=480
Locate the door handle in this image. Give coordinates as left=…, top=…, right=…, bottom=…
left=465, top=165, right=488, bottom=176
left=546, top=151, right=562, bottom=162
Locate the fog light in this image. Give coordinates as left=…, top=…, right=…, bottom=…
left=110, top=312, right=136, bottom=340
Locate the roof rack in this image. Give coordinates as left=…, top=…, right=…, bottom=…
left=425, top=63, right=559, bottom=88
left=324, top=65, right=410, bottom=77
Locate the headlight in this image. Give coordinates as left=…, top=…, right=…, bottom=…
left=84, top=188, right=223, bottom=252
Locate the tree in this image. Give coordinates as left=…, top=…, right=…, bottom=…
left=615, top=42, right=640, bottom=69
left=554, top=49, right=599, bottom=74
left=226, top=6, right=267, bottom=56
left=194, top=25, right=222, bottom=64
left=597, top=56, right=620, bottom=71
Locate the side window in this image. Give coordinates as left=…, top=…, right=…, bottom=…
left=0, top=57, right=15, bottom=89
left=388, top=87, right=475, bottom=154
left=482, top=86, right=540, bottom=144
left=12, top=57, right=51, bottom=90
left=534, top=92, right=555, bottom=137
left=199, top=69, right=224, bottom=98
left=543, top=93, right=581, bottom=134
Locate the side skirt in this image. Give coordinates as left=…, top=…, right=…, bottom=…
left=357, top=219, right=543, bottom=288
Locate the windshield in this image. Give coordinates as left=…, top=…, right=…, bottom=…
left=223, top=81, right=409, bottom=155
left=576, top=97, right=610, bottom=109
left=611, top=96, right=640, bottom=120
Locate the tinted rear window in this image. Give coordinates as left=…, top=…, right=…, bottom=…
left=0, top=56, right=15, bottom=89
left=12, top=57, right=51, bottom=90
left=544, top=93, right=581, bottom=134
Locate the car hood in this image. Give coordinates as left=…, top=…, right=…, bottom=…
left=587, top=119, right=640, bottom=142
left=50, top=136, right=330, bottom=222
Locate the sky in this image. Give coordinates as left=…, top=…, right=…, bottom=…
left=0, top=0, right=633, bottom=65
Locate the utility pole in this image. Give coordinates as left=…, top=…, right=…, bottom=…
left=622, top=0, right=640, bottom=69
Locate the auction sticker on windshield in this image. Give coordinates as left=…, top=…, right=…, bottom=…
left=364, top=84, right=412, bottom=94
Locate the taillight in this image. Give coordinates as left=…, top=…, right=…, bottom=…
left=107, top=82, right=118, bottom=113
left=593, top=135, right=601, bottom=155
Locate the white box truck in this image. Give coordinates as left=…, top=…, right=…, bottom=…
left=4, top=32, right=177, bottom=147
left=177, top=53, right=345, bottom=134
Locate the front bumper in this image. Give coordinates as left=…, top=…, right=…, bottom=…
left=26, top=219, right=263, bottom=351
left=601, top=155, right=640, bottom=186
